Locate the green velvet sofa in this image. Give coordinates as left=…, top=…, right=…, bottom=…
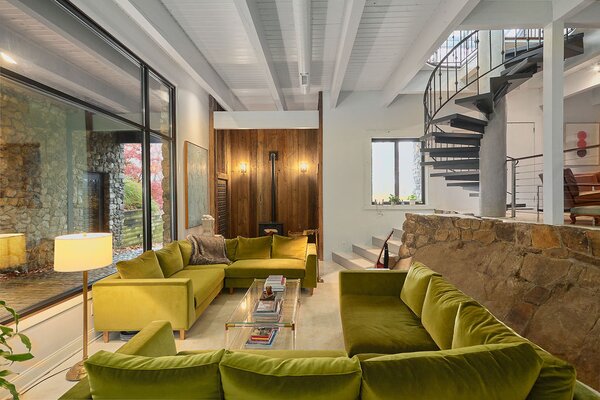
left=339, top=264, right=600, bottom=400
left=59, top=320, right=599, bottom=399
left=93, top=237, right=317, bottom=341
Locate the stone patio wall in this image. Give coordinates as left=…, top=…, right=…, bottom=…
left=401, top=213, right=600, bottom=390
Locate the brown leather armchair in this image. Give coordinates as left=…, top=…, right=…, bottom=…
left=539, top=169, right=600, bottom=223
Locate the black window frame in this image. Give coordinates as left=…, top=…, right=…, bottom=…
left=371, top=138, right=425, bottom=205
left=0, top=0, right=177, bottom=323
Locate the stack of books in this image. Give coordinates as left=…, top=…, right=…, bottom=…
left=265, top=275, right=286, bottom=292
left=245, top=327, right=278, bottom=348
left=252, top=298, right=282, bottom=322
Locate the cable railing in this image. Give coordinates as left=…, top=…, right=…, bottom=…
left=507, top=144, right=600, bottom=221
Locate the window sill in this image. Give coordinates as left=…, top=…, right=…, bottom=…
left=363, top=204, right=434, bottom=211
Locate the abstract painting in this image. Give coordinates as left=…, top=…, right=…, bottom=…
left=184, top=141, right=209, bottom=228
left=564, top=123, right=600, bottom=167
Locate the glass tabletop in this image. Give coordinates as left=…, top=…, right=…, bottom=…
left=225, top=279, right=301, bottom=328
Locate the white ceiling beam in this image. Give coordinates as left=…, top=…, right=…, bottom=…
left=329, top=0, right=366, bottom=109
left=233, top=0, right=286, bottom=111
left=553, top=0, right=596, bottom=21
left=119, top=0, right=245, bottom=111
left=381, top=0, right=481, bottom=108
left=292, top=0, right=312, bottom=95
left=563, top=63, right=600, bottom=99
left=460, top=1, right=552, bottom=29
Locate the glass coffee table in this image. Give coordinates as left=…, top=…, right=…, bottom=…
left=225, top=278, right=301, bottom=350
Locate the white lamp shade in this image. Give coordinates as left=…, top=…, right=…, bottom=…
left=54, top=233, right=113, bottom=272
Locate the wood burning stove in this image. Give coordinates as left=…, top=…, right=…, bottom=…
left=259, top=151, right=284, bottom=236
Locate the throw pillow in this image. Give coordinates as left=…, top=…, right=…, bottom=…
left=421, top=275, right=473, bottom=349
left=399, top=262, right=441, bottom=317
left=177, top=240, right=193, bottom=267
left=225, top=238, right=238, bottom=261
left=272, top=235, right=308, bottom=260
left=85, top=350, right=224, bottom=399
left=155, top=242, right=184, bottom=277
left=219, top=351, right=362, bottom=400
left=360, top=343, right=542, bottom=400
left=116, top=251, right=164, bottom=279
left=235, top=236, right=272, bottom=260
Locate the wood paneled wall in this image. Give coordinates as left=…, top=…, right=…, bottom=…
left=216, top=129, right=319, bottom=238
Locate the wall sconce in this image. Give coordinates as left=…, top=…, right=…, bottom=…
left=240, top=162, right=248, bottom=174
left=299, top=161, right=308, bottom=173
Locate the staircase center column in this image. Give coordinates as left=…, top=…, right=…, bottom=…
left=542, top=20, right=565, bottom=225
left=479, top=97, right=507, bottom=217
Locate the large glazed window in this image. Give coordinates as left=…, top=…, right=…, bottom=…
left=371, top=139, right=424, bottom=205
left=0, top=0, right=175, bottom=322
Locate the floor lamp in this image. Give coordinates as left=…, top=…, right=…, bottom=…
left=54, top=233, right=113, bottom=381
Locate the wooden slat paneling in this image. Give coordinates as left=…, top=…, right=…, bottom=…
left=220, top=129, right=318, bottom=238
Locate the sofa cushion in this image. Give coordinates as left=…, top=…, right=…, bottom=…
left=235, top=236, right=272, bottom=260
left=116, top=251, right=164, bottom=280
left=155, top=242, right=184, bottom=278
left=85, top=349, right=224, bottom=399
left=225, top=258, right=305, bottom=279
left=272, top=235, right=308, bottom=260
left=170, top=268, right=225, bottom=308
left=360, top=343, right=542, bottom=400
left=177, top=240, right=193, bottom=267
left=340, top=294, right=438, bottom=357
left=225, top=238, right=238, bottom=261
left=400, top=262, right=441, bottom=317
left=219, top=351, right=362, bottom=400
left=452, top=302, right=518, bottom=349
left=454, top=302, right=577, bottom=400
left=421, top=275, right=473, bottom=350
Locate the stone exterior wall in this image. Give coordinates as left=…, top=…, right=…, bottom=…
left=0, top=79, right=127, bottom=272
left=401, top=213, right=600, bottom=389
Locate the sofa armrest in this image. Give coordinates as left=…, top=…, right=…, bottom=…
left=303, top=243, right=318, bottom=289
left=339, top=270, right=407, bottom=297
left=59, top=322, right=178, bottom=400
left=92, top=278, right=195, bottom=331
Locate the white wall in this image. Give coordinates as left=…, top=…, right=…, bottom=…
left=323, top=91, right=416, bottom=259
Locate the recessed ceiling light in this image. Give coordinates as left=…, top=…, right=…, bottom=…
left=0, top=52, right=17, bottom=65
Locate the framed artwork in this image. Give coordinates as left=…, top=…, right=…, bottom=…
left=184, top=141, right=209, bottom=228
left=564, top=123, right=600, bottom=167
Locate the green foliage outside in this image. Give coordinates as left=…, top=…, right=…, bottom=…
left=1, top=301, right=34, bottom=400
left=124, top=177, right=159, bottom=212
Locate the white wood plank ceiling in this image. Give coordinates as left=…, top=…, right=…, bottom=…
left=158, top=0, right=447, bottom=110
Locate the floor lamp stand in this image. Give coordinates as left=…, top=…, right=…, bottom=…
left=66, top=270, right=89, bottom=381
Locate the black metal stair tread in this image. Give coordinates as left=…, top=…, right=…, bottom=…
left=422, top=147, right=479, bottom=153
left=454, top=93, right=494, bottom=115
left=432, top=113, right=488, bottom=127
left=421, top=132, right=484, bottom=140
left=447, top=182, right=480, bottom=187
left=430, top=171, right=480, bottom=177
left=422, top=159, right=479, bottom=169
left=423, top=149, right=479, bottom=159
left=501, top=58, right=538, bottom=76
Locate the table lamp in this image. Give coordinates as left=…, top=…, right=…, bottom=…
left=54, top=232, right=112, bottom=381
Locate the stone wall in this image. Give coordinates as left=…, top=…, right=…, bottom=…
left=0, top=79, right=127, bottom=272
left=401, top=213, right=600, bottom=390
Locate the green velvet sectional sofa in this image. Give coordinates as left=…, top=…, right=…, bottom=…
left=339, top=264, right=600, bottom=400
left=61, top=262, right=600, bottom=399
left=93, top=236, right=317, bottom=341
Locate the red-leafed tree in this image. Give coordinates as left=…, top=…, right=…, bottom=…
left=123, top=143, right=165, bottom=209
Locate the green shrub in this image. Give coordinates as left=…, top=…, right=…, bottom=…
left=124, top=177, right=159, bottom=212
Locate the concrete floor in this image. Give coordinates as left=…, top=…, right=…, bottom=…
left=20, top=261, right=346, bottom=399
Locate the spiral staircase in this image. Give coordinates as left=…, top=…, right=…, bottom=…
left=421, top=29, right=584, bottom=197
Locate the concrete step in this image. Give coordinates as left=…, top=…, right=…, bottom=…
left=393, top=228, right=404, bottom=239
left=352, top=244, right=400, bottom=263
left=332, top=251, right=373, bottom=270
left=372, top=236, right=402, bottom=255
